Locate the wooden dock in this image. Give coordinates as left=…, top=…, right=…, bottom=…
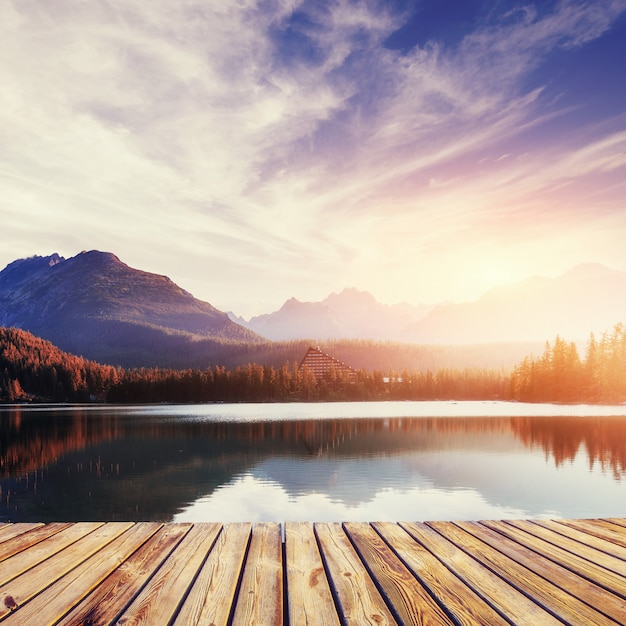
left=0, top=519, right=625, bottom=625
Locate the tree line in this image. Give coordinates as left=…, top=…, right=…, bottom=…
left=2, top=324, right=626, bottom=404
left=105, top=363, right=511, bottom=403
left=510, top=323, right=626, bottom=403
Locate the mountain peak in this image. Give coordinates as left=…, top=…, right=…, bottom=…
left=1, top=252, right=65, bottom=272
left=73, top=250, right=124, bottom=267
left=245, top=288, right=432, bottom=341
left=281, top=297, right=304, bottom=311
left=0, top=253, right=66, bottom=289
left=0, top=250, right=261, bottom=366
left=48, top=253, right=63, bottom=267
left=325, top=287, right=378, bottom=307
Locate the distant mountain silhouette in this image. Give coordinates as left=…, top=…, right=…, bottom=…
left=0, top=250, right=261, bottom=367
left=237, top=287, right=433, bottom=341
left=407, top=263, right=626, bottom=344
left=233, top=264, right=626, bottom=344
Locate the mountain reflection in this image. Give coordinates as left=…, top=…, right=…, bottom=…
left=0, top=405, right=625, bottom=522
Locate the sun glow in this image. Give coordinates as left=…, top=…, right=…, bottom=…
left=477, top=264, right=519, bottom=292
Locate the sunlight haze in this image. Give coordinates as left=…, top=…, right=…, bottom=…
left=1, top=0, right=625, bottom=318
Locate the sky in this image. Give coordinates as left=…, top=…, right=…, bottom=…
left=1, top=0, right=625, bottom=319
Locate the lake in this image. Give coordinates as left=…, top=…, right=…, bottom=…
left=1, top=401, right=626, bottom=523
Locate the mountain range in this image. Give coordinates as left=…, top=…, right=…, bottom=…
left=235, top=263, right=626, bottom=344
left=406, top=263, right=626, bottom=344
left=1, top=251, right=624, bottom=369
left=229, top=288, right=433, bottom=342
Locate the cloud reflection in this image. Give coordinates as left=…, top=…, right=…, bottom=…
left=174, top=442, right=626, bottom=522
left=2, top=403, right=626, bottom=522
left=173, top=473, right=529, bottom=523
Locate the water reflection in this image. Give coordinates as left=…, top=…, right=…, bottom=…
left=0, top=403, right=625, bottom=522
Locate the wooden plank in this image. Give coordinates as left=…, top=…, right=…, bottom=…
left=0, top=522, right=132, bottom=619
left=284, top=522, right=340, bottom=626
left=0, top=519, right=622, bottom=625
left=604, top=518, right=626, bottom=529
left=401, top=522, right=563, bottom=625
left=482, top=520, right=626, bottom=600
left=0, top=522, right=72, bottom=562
left=534, top=519, right=626, bottom=560
left=374, top=522, right=509, bottom=626
left=344, top=522, right=454, bottom=626
left=429, top=521, right=618, bottom=626
left=315, top=522, right=396, bottom=626
left=506, top=520, right=626, bottom=577
left=57, top=523, right=193, bottom=626
left=556, top=518, right=626, bottom=550
left=232, top=522, right=283, bottom=626
left=0, top=522, right=103, bottom=587
left=174, top=523, right=252, bottom=626
left=459, top=520, right=626, bottom=625
left=113, top=522, right=221, bottom=625
left=0, top=523, right=44, bottom=545
left=1, top=523, right=161, bottom=626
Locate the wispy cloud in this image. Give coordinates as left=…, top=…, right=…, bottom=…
left=1, top=0, right=625, bottom=314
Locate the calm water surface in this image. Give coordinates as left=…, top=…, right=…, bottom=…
left=1, top=401, right=625, bottom=522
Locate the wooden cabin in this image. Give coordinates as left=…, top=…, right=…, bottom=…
left=298, top=346, right=357, bottom=382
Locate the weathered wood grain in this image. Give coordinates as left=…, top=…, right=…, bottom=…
left=57, top=523, right=193, bottom=626
left=459, top=520, right=626, bottom=625
left=401, top=522, right=563, bottom=625
left=604, top=518, right=626, bottom=529
left=533, top=519, right=626, bottom=560
left=0, top=523, right=44, bottom=546
left=374, top=522, right=509, bottom=626
left=482, top=520, right=626, bottom=600
left=521, top=519, right=626, bottom=568
left=506, top=519, right=626, bottom=581
left=112, top=522, right=221, bottom=626
left=0, top=519, right=622, bottom=625
left=344, top=522, right=454, bottom=626
left=556, top=518, right=626, bottom=550
left=174, top=522, right=252, bottom=626
left=1, top=523, right=161, bottom=626
left=429, top=521, right=618, bottom=626
left=0, top=522, right=132, bottom=619
left=284, top=522, right=340, bottom=626
left=232, top=522, right=283, bottom=626
left=0, top=522, right=71, bottom=563
left=0, top=522, right=104, bottom=587
left=315, top=522, right=397, bottom=626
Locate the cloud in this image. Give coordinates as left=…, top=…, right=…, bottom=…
left=1, top=0, right=625, bottom=313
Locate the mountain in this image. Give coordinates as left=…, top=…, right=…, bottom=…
left=237, top=288, right=433, bottom=341
left=3, top=251, right=623, bottom=368
left=0, top=250, right=261, bottom=367
left=407, top=263, right=626, bottom=344
left=234, top=264, right=626, bottom=345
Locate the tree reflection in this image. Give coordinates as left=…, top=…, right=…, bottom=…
left=1, top=406, right=625, bottom=521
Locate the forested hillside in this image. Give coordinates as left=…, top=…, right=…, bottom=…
left=0, top=327, right=120, bottom=401
left=0, top=326, right=512, bottom=402
left=2, top=325, right=626, bottom=404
